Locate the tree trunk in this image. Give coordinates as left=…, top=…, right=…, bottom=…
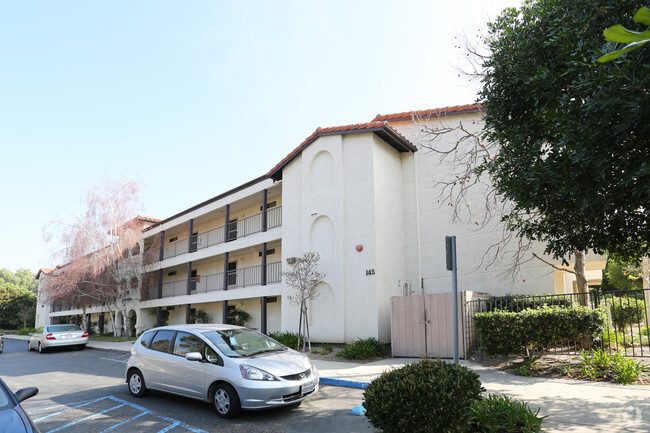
left=297, top=301, right=303, bottom=350
left=122, top=308, right=129, bottom=337
left=574, top=250, right=589, bottom=306
left=110, top=311, right=118, bottom=337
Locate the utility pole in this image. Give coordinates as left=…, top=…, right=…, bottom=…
left=446, top=236, right=458, bottom=364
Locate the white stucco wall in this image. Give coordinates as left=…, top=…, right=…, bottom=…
left=281, top=131, right=409, bottom=343
left=391, top=112, right=603, bottom=296
left=371, top=134, right=407, bottom=341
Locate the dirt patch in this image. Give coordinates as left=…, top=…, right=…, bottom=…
left=299, top=343, right=391, bottom=364
left=471, top=351, right=650, bottom=385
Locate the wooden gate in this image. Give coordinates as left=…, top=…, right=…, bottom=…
left=391, top=292, right=478, bottom=359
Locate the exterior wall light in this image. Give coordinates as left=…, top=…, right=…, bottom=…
left=286, top=257, right=297, bottom=265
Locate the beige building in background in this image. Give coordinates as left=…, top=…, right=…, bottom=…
left=35, top=104, right=605, bottom=343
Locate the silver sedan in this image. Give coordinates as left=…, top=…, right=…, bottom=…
left=28, top=324, right=89, bottom=353
left=126, top=324, right=319, bottom=418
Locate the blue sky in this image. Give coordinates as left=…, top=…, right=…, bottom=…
left=0, top=0, right=519, bottom=273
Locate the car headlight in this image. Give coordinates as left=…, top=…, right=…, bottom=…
left=240, top=364, right=279, bottom=381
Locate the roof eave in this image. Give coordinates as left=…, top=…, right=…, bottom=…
left=268, top=125, right=415, bottom=181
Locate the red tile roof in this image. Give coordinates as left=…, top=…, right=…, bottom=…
left=373, top=104, right=482, bottom=122
left=134, top=215, right=162, bottom=224
left=267, top=121, right=416, bottom=180
left=35, top=268, right=54, bottom=279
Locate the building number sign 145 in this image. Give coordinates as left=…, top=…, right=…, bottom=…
left=366, top=269, right=375, bottom=276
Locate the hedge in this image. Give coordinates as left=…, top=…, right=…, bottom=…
left=609, top=296, right=646, bottom=330
left=474, top=305, right=605, bottom=360
left=483, top=294, right=572, bottom=312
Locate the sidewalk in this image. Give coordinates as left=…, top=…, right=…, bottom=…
left=6, top=334, right=650, bottom=432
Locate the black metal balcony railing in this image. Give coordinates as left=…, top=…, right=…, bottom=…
left=143, top=261, right=282, bottom=300
left=162, top=206, right=281, bottom=261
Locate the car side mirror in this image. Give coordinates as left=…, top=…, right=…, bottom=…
left=185, top=352, right=203, bottom=362
left=14, top=387, right=39, bottom=403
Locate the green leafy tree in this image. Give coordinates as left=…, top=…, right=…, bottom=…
left=0, top=283, right=36, bottom=329
left=602, top=255, right=643, bottom=291
left=480, top=0, right=650, bottom=296
left=599, top=6, right=650, bottom=62
left=0, top=268, right=38, bottom=293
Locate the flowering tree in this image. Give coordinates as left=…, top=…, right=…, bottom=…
left=284, top=251, right=324, bottom=351
left=44, top=179, right=151, bottom=336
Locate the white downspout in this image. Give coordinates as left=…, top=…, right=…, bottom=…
left=413, top=150, right=423, bottom=294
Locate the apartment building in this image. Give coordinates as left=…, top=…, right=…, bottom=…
left=35, top=104, right=605, bottom=343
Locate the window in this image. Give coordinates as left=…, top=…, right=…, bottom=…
left=173, top=332, right=204, bottom=357
left=227, top=262, right=237, bottom=286
left=205, top=346, right=222, bottom=365
left=168, top=271, right=177, bottom=277
left=150, top=330, right=175, bottom=353
left=227, top=219, right=238, bottom=241
left=169, top=236, right=178, bottom=243
left=139, top=330, right=155, bottom=348
left=258, top=248, right=276, bottom=257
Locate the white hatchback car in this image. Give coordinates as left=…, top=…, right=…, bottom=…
left=125, top=324, right=319, bottom=418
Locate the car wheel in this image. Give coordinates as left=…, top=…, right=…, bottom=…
left=128, top=370, right=147, bottom=398
left=0, top=340, right=3, bottom=353
left=38, top=342, right=45, bottom=353
left=212, top=383, right=241, bottom=419
left=27, top=341, right=33, bottom=351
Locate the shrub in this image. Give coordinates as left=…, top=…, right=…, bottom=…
left=337, top=337, right=385, bottom=360
left=484, top=294, right=572, bottom=312
left=268, top=331, right=303, bottom=349
left=640, top=325, right=650, bottom=337
left=363, top=360, right=483, bottom=433
left=575, top=348, right=647, bottom=385
left=474, top=306, right=604, bottom=360
left=601, top=329, right=634, bottom=348
left=227, top=307, right=250, bottom=327
left=468, top=394, right=545, bottom=432
left=609, top=297, right=646, bottom=329
left=15, top=327, right=38, bottom=335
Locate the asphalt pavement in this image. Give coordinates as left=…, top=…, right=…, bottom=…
left=5, top=334, right=650, bottom=432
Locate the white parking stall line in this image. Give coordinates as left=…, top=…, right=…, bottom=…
left=99, top=357, right=127, bottom=364
left=97, top=411, right=150, bottom=433
left=44, top=403, right=127, bottom=433
left=157, top=420, right=181, bottom=433
left=31, top=397, right=112, bottom=422
left=29, top=395, right=208, bottom=433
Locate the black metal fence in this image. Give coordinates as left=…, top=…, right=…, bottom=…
left=466, top=289, right=650, bottom=357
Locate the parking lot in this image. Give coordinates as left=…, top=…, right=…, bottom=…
left=0, top=339, right=371, bottom=433
left=27, top=395, right=207, bottom=433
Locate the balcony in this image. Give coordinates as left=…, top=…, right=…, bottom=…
left=143, top=261, right=282, bottom=301
left=162, top=206, right=282, bottom=261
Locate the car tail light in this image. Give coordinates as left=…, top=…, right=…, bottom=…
left=45, top=334, right=56, bottom=340
left=82, top=332, right=88, bottom=338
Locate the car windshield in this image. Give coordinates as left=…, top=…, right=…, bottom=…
left=47, top=325, right=82, bottom=332
left=202, top=329, right=286, bottom=358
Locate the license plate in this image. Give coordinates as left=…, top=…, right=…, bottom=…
left=301, top=381, right=315, bottom=394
